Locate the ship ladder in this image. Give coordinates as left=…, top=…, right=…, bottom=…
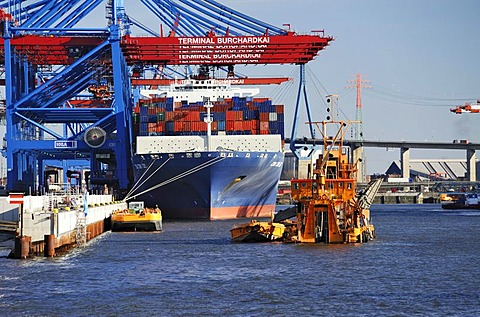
left=75, top=210, right=87, bottom=248
left=42, top=195, right=51, bottom=212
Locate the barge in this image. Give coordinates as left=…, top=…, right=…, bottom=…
left=111, top=202, right=162, bottom=232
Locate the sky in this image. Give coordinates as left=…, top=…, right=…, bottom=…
left=3, top=0, right=480, bottom=176
left=215, top=0, right=480, bottom=174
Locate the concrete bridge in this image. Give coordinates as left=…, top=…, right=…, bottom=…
left=286, top=139, right=479, bottom=182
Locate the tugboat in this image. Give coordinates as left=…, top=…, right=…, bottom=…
left=111, top=202, right=163, bottom=232
left=440, top=192, right=480, bottom=209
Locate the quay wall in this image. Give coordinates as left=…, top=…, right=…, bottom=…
left=373, top=192, right=439, bottom=204
left=277, top=192, right=440, bottom=206
left=22, top=201, right=126, bottom=243
left=1, top=195, right=126, bottom=258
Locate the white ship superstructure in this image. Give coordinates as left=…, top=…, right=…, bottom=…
left=139, top=78, right=260, bottom=103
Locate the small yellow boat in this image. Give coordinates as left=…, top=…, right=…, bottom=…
left=111, top=202, right=162, bottom=232
left=230, top=220, right=286, bottom=242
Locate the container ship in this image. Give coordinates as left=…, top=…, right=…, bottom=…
left=128, top=79, right=285, bottom=220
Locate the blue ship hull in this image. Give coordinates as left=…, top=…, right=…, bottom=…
left=131, top=151, right=284, bottom=219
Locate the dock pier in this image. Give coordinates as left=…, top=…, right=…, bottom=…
left=1, top=194, right=126, bottom=259
left=277, top=180, right=442, bottom=206
left=374, top=192, right=439, bottom=204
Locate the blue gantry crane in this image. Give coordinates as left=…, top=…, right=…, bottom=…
left=0, top=0, right=332, bottom=197
left=0, top=0, right=133, bottom=195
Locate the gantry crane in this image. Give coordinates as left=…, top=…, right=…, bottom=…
left=0, top=0, right=333, bottom=196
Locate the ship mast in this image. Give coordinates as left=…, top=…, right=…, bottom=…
left=204, top=98, right=213, bottom=151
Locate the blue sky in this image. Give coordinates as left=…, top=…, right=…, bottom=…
left=77, top=0, right=480, bottom=173
left=3, top=0, right=478, bottom=176
left=216, top=0, right=480, bottom=173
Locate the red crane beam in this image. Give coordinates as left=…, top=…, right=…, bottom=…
left=121, top=34, right=332, bottom=65
left=0, top=33, right=333, bottom=66
left=131, top=77, right=292, bottom=86
left=0, top=35, right=107, bottom=64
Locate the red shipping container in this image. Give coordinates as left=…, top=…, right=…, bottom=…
left=260, top=121, right=269, bottom=131
left=174, top=121, right=184, bottom=131
left=226, top=120, right=235, bottom=131
left=226, top=111, right=235, bottom=121
left=148, top=123, right=156, bottom=132
left=244, top=120, right=258, bottom=130
left=190, top=121, right=207, bottom=132
left=235, top=111, right=243, bottom=120
left=188, top=111, right=200, bottom=122
left=276, top=105, right=284, bottom=113
left=234, top=121, right=243, bottom=130
left=165, top=111, right=174, bottom=121
left=191, top=121, right=197, bottom=131
left=253, top=97, right=269, bottom=103
left=259, top=112, right=270, bottom=121
left=152, top=97, right=167, bottom=103
left=156, top=122, right=165, bottom=132
left=173, top=111, right=187, bottom=121
left=191, top=121, right=198, bottom=131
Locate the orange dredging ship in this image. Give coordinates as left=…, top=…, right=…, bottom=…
left=231, top=115, right=382, bottom=244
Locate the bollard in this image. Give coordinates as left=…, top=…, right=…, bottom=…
left=44, top=234, right=56, bottom=257
left=14, top=236, right=31, bottom=259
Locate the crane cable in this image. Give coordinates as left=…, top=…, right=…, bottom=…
left=367, top=84, right=476, bottom=107
left=124, top=157, right=171, bottom=200
left=125, top=155, right=226, bottom=201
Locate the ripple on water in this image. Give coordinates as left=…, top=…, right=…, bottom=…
left=0, top=205, right=479, bottom=316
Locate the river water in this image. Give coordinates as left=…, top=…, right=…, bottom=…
left=0, top=204, right=479, bottom=316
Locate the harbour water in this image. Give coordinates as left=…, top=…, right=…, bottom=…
left=0, top=204, right=479, bottom=316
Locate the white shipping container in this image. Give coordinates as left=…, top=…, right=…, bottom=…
left=269, top=112, right=277, bottom=121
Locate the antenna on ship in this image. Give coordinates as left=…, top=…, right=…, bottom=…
left=203, top=97, right=213, bottom=151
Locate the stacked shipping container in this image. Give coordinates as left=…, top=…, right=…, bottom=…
left=133, top=96, right=285, bottom=139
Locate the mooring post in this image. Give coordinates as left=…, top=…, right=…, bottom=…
left=44, top=234, right=56, bottom=257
